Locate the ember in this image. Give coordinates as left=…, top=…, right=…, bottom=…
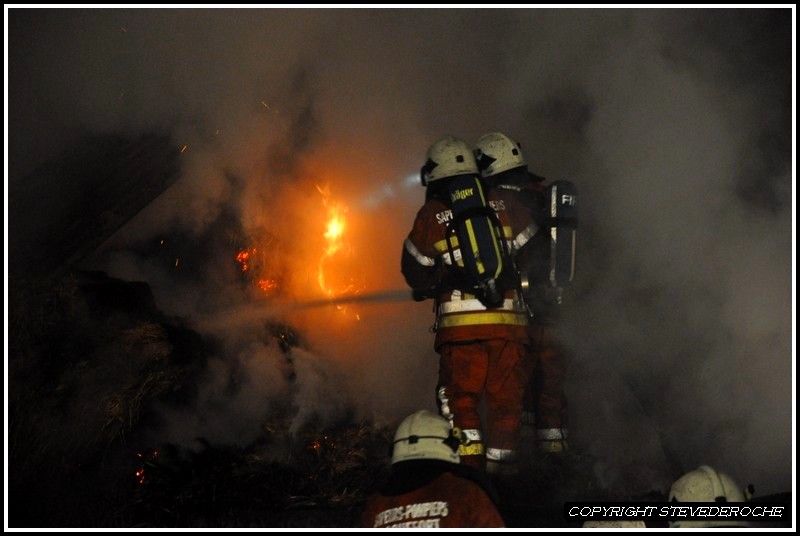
left=309, top=434, right=337, bottom=456
left=258, top=279, right=278, bottom=292
left=134, top=449, right=159, bottom=485
left=234, top=245, right=280, bottom=295
left=235, top=249, right=253, bottom=272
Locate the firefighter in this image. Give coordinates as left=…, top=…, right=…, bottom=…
left=401, top=136, right=536, bottom=473
left=668, top=465, right=751, bottom=528
left=474, top=132, right=571, bottom=454
left=362, top=410, right=505, bottom=528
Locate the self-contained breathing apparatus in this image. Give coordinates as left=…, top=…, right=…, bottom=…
left=441, top=174, right=513, bottom=309
left=413, top=135, right=526, bottom=316
left=517, top=180, right=578, bottom=319
left=472, top=132, right=577, bottom=319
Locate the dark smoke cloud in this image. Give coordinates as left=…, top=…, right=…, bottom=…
left=9, top=8, right=792, bottom=496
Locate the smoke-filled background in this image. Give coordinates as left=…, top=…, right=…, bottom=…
left=8, top=6, right=793, bottom=512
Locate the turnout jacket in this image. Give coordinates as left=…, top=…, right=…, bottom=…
left=401, top=185, right=536, bottom=349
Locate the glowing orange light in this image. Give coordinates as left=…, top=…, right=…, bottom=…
left=236, top=250, right=251, bottom=271
left=309, top=435, right=335, bottom=455
left=235, top=248, right=279, bottom=295
left=324, top=209, right=344, bottom=242
left=258, top=279, right=278, bottom=293
left=317, top=186, right=359, bottom=310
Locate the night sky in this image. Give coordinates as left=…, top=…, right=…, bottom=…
left=7, top=7, right=794, bottom=504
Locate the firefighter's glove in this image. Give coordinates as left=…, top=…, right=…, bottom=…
left=412, top=288, right=430, bottom=302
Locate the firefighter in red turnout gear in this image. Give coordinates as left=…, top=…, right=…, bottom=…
left=474, top=132, right=573, bottom=454
left=362, top=411, right=505, bottom=528
left=401, top=136, right=537, bottom=472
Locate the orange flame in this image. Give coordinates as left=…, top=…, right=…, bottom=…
left=236, top=249, right=252, bottom=271
left=235, top=247, right=279, bottom=295
left=316, top=184, right=361, bottom=307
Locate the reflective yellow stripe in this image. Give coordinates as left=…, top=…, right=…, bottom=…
left=433, top=239, right=464, bottom=267
left=464, top=219, right=485, bottom=274
left=434, top=237, right=455, bottom=252
left=476, top=181, right=487, bottom=205
left=435, top=230, right=512, bottom=250
left=438, top=312, right=528, bottom=328
left=458, top=443, right=485, bottom=456
left=435, top=230, right=505, bottom=277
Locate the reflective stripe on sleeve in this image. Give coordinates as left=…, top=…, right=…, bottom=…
left=486, top=448, right=515, bottom=461
left=461, top=429, right=482, bottom=442
left=537, top=428, right=568, bottom=441
left=513, top=222, right=538, bottom=250
left=404, top=238, right=435, bottom=267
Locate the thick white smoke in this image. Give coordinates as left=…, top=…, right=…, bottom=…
left=9, top=9, right=792, bottom=496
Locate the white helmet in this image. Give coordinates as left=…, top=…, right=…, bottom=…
left=391, top=410, right=460, bottom=465
left=668, top=465, right=748, bottom=528
left=420, top=136, right=479, bottom=186
left=474, top=132, right=527, bottom=178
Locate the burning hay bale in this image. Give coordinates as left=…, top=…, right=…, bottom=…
left=9, top=268, right=624, bottom=528
left=9, top=269, right=392, bottom=527
left=232, top=228, right=285, bottom=299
